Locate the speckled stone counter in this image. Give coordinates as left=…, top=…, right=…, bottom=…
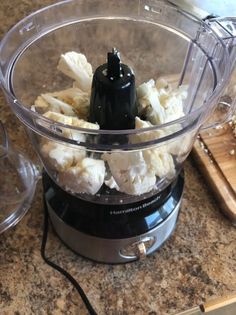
left=0, top=1, right=236, bottom=315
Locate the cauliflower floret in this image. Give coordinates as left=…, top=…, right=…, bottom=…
left=102, top=151, right=156, bottom=195
left=50, top=88, right=90, bottom=120
left=43, top=111, right=98, bottom=129
left=130, top=117, right=166, bottom=144
left=105, top=177, right=120, bottom=190
left=143, top=149, right=175, bottom=179
left=155, top=78, right=171, bottom=90
left=133, top=117, right=191, bottom=159
left=137, top=78, right=187, bottom=125
left=167, top=133, right=193, bottom=157
left=41, top=94, right=76, bottom=116
left=161, top=87, right=187, bottom=123
left=131, top=117, right=175, bottom=178
left=43, top=111, right=98, bottom=142
left=41, top=141, right=86, bottom=172
left=32, top=88, right=90, bottom=120
left=32, top=95, right=50, bottom=113
left=58, top=158, right=105, bottom=195
left=137, top=79, right=166, bottom=124
left=72, top=93, right=90, bottom=120
left=57, top=52, right=93, bottom=92
left=32, top=94, right=75, bottom=116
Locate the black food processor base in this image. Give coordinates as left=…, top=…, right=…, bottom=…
left=43, top=172, right=184, bottom=263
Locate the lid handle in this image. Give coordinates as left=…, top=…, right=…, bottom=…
left=201, top=17, right=236, bottom=129
left=206, top=17, right=236, bottom=74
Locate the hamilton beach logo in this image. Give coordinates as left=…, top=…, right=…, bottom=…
left=109, top=194, right=162, bottom=215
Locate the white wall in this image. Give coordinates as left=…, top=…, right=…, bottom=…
left=171, top=0, right=236, bottom=17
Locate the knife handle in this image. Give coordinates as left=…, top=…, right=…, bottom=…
left=200, top=294, right=236, bottom=312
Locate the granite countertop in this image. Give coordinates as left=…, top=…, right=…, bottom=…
left=0, top=1, right=236, bottom=315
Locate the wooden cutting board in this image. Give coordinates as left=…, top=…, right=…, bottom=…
left=192, top=123, right=236, bottom=224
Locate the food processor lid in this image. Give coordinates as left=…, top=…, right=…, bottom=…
left=0, top=121, right=39, bottom=234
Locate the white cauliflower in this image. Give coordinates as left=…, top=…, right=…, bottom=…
left=102, top=151, right=156, bottom=195
left=58, top=158, right=105, bottom=195
left=43, top=111, right=98, bottom=129
left=131, top=117, right=176, bottom=179
left=32, top=88, right=90, bottom=119
left=41, top=141, right=86, bottom=172
left=133, top=117, right=191, bottom=160
left=72, top=92, right=90, bottom=120
left=43, top=111, right=99, bottom=142
left=104, top=177, right=120, bottom=191
left=161, top=85, right=187, bottom=123
left=31, top=95, right=49, bottom=113
left=166, top=133, right=193, bottom=157
left=57, top=52, right=93, bottom=92
left=143, top=149, right=175, bottom=179
left=137, top=79, right=187, bottom=125
left=41, top=94, right=75, bottom=116
left=130, top=117, right=166, bottom=144
left=155, top=77, right=171, bottom=90
left=32, top=94, right=75, bottom=116
left=49, top=87, right=90, bottom=120
left=137, top=79, right=166, bottom=124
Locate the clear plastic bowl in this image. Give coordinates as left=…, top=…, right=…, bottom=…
left=0, top=0, right=231, bottom=205
left=0, top=122, right=38, bottom=233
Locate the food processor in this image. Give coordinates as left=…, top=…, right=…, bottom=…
left=0, top=0, right=236, bottom=264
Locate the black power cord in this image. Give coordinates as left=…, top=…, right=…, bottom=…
left=40, top=203, right=98, bottom=315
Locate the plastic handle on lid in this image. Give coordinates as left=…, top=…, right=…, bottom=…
left=201, top=17, right=236, bottom=130
left=169, top=1, right=236, bottom=129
